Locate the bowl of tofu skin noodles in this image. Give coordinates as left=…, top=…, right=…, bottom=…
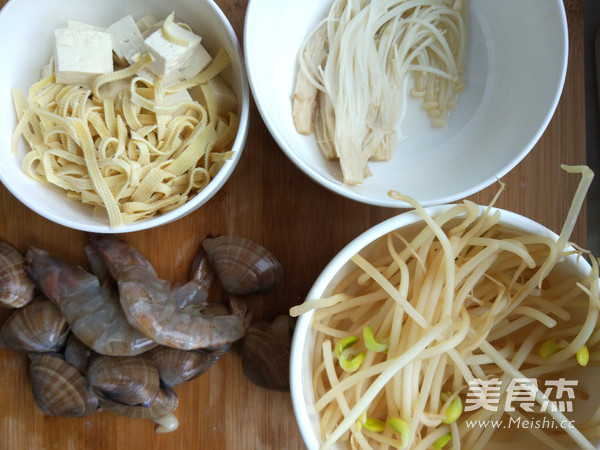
left=289, top=168, right=600, bottom=449
left=244, top=0, right=568, bottom=207
left=0, top=0, right=249, bottom=232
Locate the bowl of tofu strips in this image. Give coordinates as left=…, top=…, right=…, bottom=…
left=0, top=0, right=249, bottom=232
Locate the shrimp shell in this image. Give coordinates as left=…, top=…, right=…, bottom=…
left=0, top=240, right=35, bottom=308
left=90, top=235, right=249, bottom=350
left=25, top=247, right=157, bottom=356
left=172, top=247, right=213, bottom=309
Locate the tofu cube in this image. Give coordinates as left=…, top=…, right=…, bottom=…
left=67, top=20, right=104, bottom=32
left=190, top=75, right=238, bottom=116
left=54, top=27, right=113, bottom=88
left=143, top=21, right=201, bottom=76
left=107, top=15, right=145, bottom=65
left=136, top=15, right=158, bottom=35
left=180, top=43, right=213, bottom=79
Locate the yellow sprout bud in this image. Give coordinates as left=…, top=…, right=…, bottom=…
left=433, top=433, right=452, bottom=450
left=339, top=348, right=365, bottom=372
left=442, top=395, right=463, bottom=424
left=577, top=345, right=589, bottom=367
left=355, top=411, right=367, bottom=432
left=388, top=418, right=410, bottom=449
left=363, top=326, right=388, bottom=353
left=335, top=335, right=359, bottom=358
left=539, top=339, right=561, bottom=358
left=363, top=418, right=386, bottom=433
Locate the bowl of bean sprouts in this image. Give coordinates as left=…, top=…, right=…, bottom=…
left=245, top=0, right=568, bottom=206
left=289, top=166, right=600, bottom=449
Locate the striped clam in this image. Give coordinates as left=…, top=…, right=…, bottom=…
left=202, top=235, right=284, bottom=295
left=0, top=296, right=69, bottom=353
left=0, top=240, right=35, bottom=308
left=148, top=344, right=230, bottom=387
left=29, top=353, right=99, bottom=417
left=87, top=354, right=160, bottom=406
left=241, top=315, right=294, bottom=391
left=93, top=385, right=180, bottom=433
left=64, top=334, right=93, bottom=374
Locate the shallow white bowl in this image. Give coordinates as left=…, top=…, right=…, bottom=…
left=0, top=0, right=249, bottom=233
left=290, top=205, right=598, bottom=449
left=245, top=0, right=567, bottom=207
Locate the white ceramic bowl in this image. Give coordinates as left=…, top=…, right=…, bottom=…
left=0, top=0, right=249, bottom=233
left=290, top=205, right=599, bottom=449
left=245, top=0, right=568, bottom=207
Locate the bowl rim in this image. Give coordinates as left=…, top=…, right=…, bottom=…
left=289, top=203, right=586, bottom=449
left=243, top=0, right=569, bottom=208
left=0, top=0, right=250, bottom=234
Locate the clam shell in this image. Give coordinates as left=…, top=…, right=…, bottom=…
left=0, top=240, right=35, bottom=308
left=29, top=353, right=98, bottom=417
left=87, top=354, right=160, bottom=406
left=64, top=334, right=93, bottom=374
left=202, top=236, right=283, bottom=295
left=149, top=344, right=230, bottom=387
left=241, top=325, right=291, bottom=392
left=94, top=385, right=178, bottom=420
left=0, top=296, right=69, bottom=353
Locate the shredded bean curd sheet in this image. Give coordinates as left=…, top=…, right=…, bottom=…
left=292, top=0, right=467, bottom=185
left=290, top=166, right=600, bottom=450
left=11, top=25, right=239, bottom=228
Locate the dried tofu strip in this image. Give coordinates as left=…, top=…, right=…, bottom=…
left=71, top=119, right=125, bottom=227
left=92, top=52, right=155, bottom=99
left=162, top=12, right=188, bottom=47
left=11, top=45, right=239, bottom=228
left=165, top=48, right=230, bottom=93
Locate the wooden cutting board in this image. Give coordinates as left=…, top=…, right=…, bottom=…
left=0, top=0, right=586, bottom=448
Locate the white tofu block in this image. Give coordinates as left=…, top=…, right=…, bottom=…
left=179, top=43, right=213, bottom=79
left=163, top=88, right=192, bottom=108
left=141, top=20, right=164, bottom=39
left=190, top=75, right=238, bottom=116
left=143, top=22, right=201, bottom=76
left=136, top=15, right=158, bottom=34
left=161, top=69, right=186, bottom=86
left=54, top=28, right=114, bottom=88
left=67, top=20, right=105, bottom=32
left=108, top=15, right=145, bottom=65
left=40, top=55, right=55, bottom=79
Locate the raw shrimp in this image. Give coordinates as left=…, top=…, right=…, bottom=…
left=25, top=248, right=157, bottom=356
left=172, top=247, right=214, bottom=309
left=90, top=235, right=250, bottom=350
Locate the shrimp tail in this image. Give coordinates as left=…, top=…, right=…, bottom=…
left=229, top=294, right=252, bottom=329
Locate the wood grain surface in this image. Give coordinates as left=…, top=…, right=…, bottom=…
left=0, top=1, right=587, bottom=449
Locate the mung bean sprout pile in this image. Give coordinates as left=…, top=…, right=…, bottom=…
left=291, top=165, right=600, bottom=449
